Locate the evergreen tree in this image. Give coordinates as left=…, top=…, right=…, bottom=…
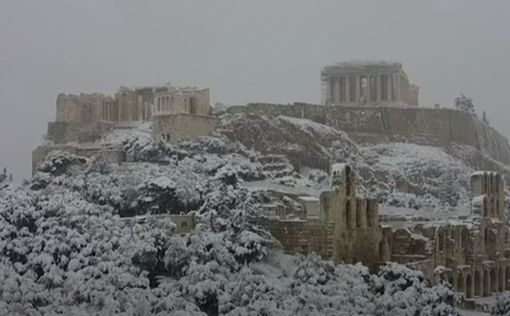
left=454, top=93, right=476, bottom=115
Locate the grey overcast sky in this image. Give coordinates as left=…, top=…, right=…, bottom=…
left=1, top=0, right=510, bottom=180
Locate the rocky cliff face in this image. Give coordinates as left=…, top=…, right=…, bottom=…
left=218, top=112, right=510, bottom=212
left=227, top=103, right=510, bottom=165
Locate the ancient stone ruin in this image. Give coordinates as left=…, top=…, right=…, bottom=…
left=321, top=61, right=419, bottom=107
left=32, top=84, right=218, bottom=173
left=261, top=164, right=510, bottom=306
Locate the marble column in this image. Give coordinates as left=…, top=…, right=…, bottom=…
left=355, top=75, right=361, bottom=104
left=335, top=77, right=341, bottom=104
left=376, top=75, right=382, bottom=102
left=386, top=74, right=392, bottom=102
left=366, top=76, right=372, bottom=103
left=395, top=74, right=401, bottom=104
left=345, top=76, right=350, bottom=104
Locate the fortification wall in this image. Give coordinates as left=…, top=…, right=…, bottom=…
left=47, top=121, right=114, bottom=144
left=153, top=113, right=218, bottom=143
left=227, top=103, right=510, bottom=164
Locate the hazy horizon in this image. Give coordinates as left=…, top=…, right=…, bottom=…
left=2, top=0, right=510, bottom=180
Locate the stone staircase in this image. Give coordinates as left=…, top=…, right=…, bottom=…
left=257, top=154, right=294, bottom=178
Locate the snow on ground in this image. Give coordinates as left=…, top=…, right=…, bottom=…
left=461, top=311, right=489, bottom=316
left=355, top=142, right=473, bottom=213
left=100, top=121, right=152, bottom=145
left=278, top=115, right=347, bottom=138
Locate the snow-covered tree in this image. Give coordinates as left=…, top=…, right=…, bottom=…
left=493, top=292, right=510, bottom=316
left=454, top=93, right=476, bottom=115
left=0, top=135, right=465, bottom=315
left=374, top=263, right=460, bottom=316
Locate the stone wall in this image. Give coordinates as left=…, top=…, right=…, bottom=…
left=227, top=103, right=510, bottom=164
left=47, top=121, right=114, bottom=144
left=56, top=93, right=112, bottom=123
left=152, top=113, right=218, bottom=143
left=262, top=164, right=382, bottom=266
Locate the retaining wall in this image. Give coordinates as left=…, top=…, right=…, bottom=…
left=227, top=103, right=510, bottom=164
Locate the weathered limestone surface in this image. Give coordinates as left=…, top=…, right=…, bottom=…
left=47, top=121, right=114, bottom=144
left=263, top=166, right=510, bottom=303
left=227, top=103, right=510, bottom=165
left=152, top=113, right=218, bottom=143
left=263, top=164, right=382, bottom=267
left=321, top=61, right=419, bottom=107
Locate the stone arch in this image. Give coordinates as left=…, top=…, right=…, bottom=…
left=485, top=227, right=497, bottom=253
left=506, top=267, right=510, bottom=290
left=483, top=269, right=490, bottom=296
left=475, top=270, right=482, bottom=296
left=438, top=229, right=445, bottom=252
left=466, top=273, right=473, bottom=298
left=462, top=229, right=469, bottom=248
left=499, top=267, right=504, bottom=292
left=491, top=268, right=497, bottom=293
left=378, top=240, right=389, bottom=262
left=457, top=272, right=464, bottom=293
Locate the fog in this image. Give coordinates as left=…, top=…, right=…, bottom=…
left=1, top=0, right=509, bottom=180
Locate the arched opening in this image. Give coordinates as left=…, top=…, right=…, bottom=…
left=378, top=240, right=388, bottom=262
left=475, top=270, right=481, bottom=296
left=484, top=227, right=490, bottom=249
left=491, top=268, right=497, bottom=293
left=499, top=267, right=504, bottom=292
left=506, top=267, right=510, bottom=290
left=457, top=273, right=464, bottom=294
left=466, top=274, right=473, bottom=298
left=438, top=230, right=445, bottom=252
left=483, top=270, right=489, bottom=296
left=462, top=229, right=469, bottom=249
left=449, top=276, right=455, bottom=288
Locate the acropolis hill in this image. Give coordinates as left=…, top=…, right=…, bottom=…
left=23, top=61, right=510, bottom=311
left=32, top=61, right=510, bottom=174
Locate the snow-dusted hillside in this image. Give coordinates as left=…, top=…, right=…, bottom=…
left=0, top=133, right=462, bottom=315
left=220, top=112, right=510, bottom=214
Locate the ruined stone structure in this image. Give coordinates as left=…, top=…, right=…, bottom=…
left=153, top=86, right=210, bottom=116
left=48, top=84, right=214, bottom=145
left=321, top=61, right=419, bottom=107
left=263, top=163, right=381, bottom=266
left=262, top=166, right=510, bottom=305
left=379, top=171, right=510, bottom=307
left=33, top=84, right=218, bottom=173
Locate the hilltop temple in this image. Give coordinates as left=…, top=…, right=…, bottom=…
left=321, top=61, right=419, bottom=107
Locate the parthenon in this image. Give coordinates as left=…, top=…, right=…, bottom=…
left=321, top=61, right=419, bottom=107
